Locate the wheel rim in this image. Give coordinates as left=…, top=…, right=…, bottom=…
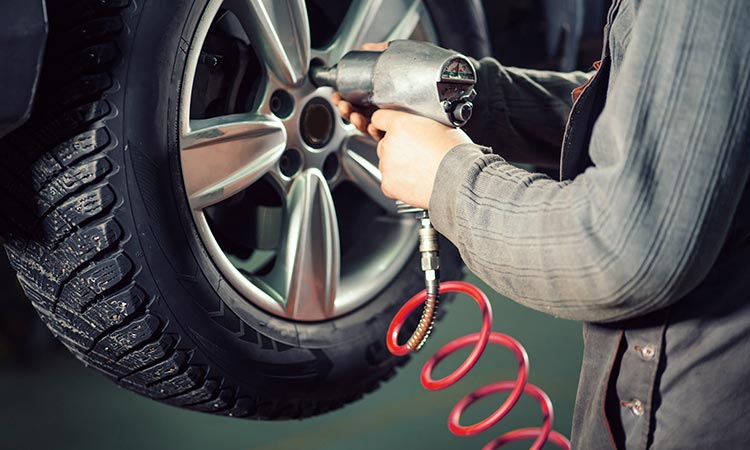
left=180, top=0, right=437, bottom=321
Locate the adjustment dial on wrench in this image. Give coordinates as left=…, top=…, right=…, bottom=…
left=437, top=57, right=477, bottom=126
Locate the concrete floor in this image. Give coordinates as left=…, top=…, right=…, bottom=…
left=0, top=272, right=583, bottom=450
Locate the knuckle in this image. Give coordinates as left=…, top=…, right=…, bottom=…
left=376, top=141, right=385, bottom=158
left=378, top=138, right=389, bottom=156
left=380, top=182, right=392, bottom=198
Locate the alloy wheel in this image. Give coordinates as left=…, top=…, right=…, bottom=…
left=180, top=0, right=437, bottom=321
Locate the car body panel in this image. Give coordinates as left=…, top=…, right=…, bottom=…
left=0, top=0, right=47, bottom=139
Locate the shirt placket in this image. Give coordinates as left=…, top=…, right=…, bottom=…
left=616, top=324, right=667, bottom=449
left=558, top=0, right=622, bottom=181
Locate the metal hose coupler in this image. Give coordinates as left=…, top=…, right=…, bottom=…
left=418, top=211, right=440, bottom=298
left=397, top=202, right=440, bottom=351
left=411, top=210, right=440, bottom=351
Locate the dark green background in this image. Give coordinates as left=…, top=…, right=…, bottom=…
left=0, top=272, right=582, bottom=450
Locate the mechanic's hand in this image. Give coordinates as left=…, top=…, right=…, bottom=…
left=332, top=42, right=389, bottom=141
left=371, top=109, right=472, bottom=209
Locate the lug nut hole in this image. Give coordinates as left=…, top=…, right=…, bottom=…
left=270, top=90, right=294, bottom=118
left=323, top=153, right=340, bottom=181
left=279, top=149, right=303, bottom=177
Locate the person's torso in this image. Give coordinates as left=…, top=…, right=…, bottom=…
left=567, top=1, right=750, bottom=448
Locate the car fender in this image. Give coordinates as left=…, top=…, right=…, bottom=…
left=0, top=0, right=47, bottom=139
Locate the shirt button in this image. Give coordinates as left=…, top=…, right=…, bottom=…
left=621, top=399, right=645, bottom=417
left=634, top=344, right=656, bottom=361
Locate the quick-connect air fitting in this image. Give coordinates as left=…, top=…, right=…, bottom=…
left=418, top=212, right=440, bottom=296
left=405, top=211, right=440, bottom=351
left=394, top=204, right=442, bottom=352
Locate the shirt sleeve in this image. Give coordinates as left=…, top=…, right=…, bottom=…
left=464, top=58, right=591, bottom=170
left=429, top=0, right=750, bottom=323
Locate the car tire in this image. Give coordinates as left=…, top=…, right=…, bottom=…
left=0, top=0, right=482, bottom=419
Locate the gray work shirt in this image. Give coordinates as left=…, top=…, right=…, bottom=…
left=429, top=0, right=750, bottom=448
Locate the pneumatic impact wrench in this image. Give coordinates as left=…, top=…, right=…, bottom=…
left=310, top=40, right=477, bottom=350
left=310, top=40, right=477, bottom=127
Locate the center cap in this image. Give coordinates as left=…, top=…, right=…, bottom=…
left=300, top=97, right=335, bottom=149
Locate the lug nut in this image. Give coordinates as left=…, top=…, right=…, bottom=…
left=270, top=90, right=294, bottom=118
left=279, top=149, right=303, bottom=177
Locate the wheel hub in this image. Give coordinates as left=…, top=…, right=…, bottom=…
left=271, top=82, right=347, bottom=183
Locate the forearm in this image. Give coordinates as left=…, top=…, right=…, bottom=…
left=430, top=140, right=748, bottom=323
left=465, top=58, right=590, bottom=169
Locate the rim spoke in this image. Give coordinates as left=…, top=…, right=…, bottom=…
left=342, top=136, right=398, bottom=214
left=263, top=170, right=340, bottom=319
left=326, top=0, right=422, bottom=63
left=384, top=0, right=423, bottom=41
left=182, top=113, right=286, bottom=209
left=225, top=0, right=310, bottom=86
left=327, top=0, right=383, bottom=63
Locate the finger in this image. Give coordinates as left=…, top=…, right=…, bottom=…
left=367, top=123, right=384, bottom=142
left=331, top=92, right=342, bottom=105
left=350, top=112, right=369, bottom=134
left=377, top=160, right=389, bottom=198
left=337, top=100, right=352, bottom=121
left=377, top=155, right=391, bottom=201
left=361, top=42, right=389, bottom=51
left=380, top=179, right=395, bottom=200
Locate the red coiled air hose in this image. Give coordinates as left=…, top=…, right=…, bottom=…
left=386, top=280, right=571, bottom=450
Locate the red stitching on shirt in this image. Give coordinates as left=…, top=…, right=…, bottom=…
left=572, top=60, right=602, bottom=102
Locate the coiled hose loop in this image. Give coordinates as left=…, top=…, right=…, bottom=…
left=386, top=281, right=571, bottom=450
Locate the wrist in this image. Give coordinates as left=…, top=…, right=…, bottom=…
left=428, top=143, right=492, bottom=238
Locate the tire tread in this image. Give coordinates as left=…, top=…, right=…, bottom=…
left=0, top=0, right=241, bottom=416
